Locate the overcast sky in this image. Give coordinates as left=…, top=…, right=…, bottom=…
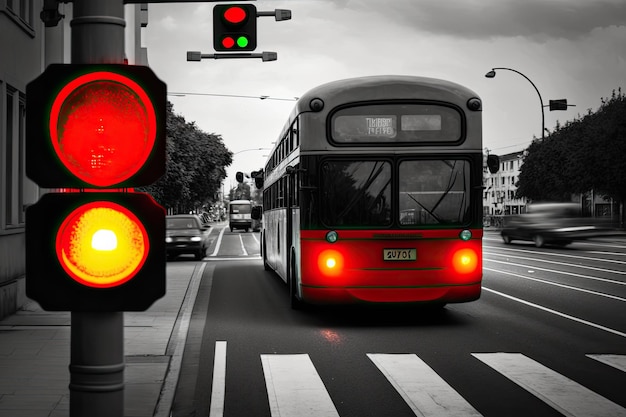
left=142, top=0, right=626, bottom=190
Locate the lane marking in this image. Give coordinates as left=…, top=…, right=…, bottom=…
left=483, top=267, right=626, bottom=302
left=484, top=258, right=626, bottom=286
left=368, top=353, right=482, bottom=417
left=473, top=353, right=626, bottom=417
left=587, top=354, right=626, bottom=372
left=483, top=251, right=626, bottom=275
left=210, top=226, right=227, bottom=257
left=484, top=245, right=626, bottom=266
left=206, top=256, right=261, bottom=262
left=239, top=234, right=248, bottom=256
left=483, top=287, right=626, bottom=338
left=209, top=341, right=227, bottom=417
left=261, top=354, right=340, bottom=417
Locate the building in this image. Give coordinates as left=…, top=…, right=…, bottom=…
left=483, top=150, right=527, bottom=218
left=0, top=2, right=149, bottom=319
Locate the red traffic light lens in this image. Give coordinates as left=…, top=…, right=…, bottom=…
left=221, top=36, right=236, bottom=49
left=50, top=71, right=157, bottom=187
left=56, top=201, right=149, bottom=288
left=223, top=6, right=247, bottom=24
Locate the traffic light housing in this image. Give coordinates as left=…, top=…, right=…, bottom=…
left=549, top=99, right=568, bottom=111
left=25, top=64, right=166, bottom=312
left=213, top=4, right=257, bottom=51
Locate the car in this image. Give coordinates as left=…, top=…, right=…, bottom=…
left=500, top=202, right=602, bottom=248
left=166, top=214, right=210, bottom=260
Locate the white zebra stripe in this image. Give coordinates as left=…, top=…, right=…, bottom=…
left=261, top=354, right=340, bottom=417
left=368, top=353, right=482, bottom=417
left=473, top=353, right=626, bottom=417
left=587, top=354, right=626, bottom=372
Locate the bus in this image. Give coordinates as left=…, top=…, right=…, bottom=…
left=229, top=199, right=252, bottom=232
left=259, top=75, right=498, bottom=308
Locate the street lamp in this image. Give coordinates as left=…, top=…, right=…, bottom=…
left=233, top=147, right=271, bottom=156
left=485, top=67, right=546, bottom=139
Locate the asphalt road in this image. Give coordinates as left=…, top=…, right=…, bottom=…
left=170, top=227, right=626, bottom=417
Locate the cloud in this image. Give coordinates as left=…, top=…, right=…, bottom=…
left=326, top=0, right=626, bottom=41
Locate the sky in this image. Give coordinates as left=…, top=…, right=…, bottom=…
left=142, top=0, right=626, bottom=192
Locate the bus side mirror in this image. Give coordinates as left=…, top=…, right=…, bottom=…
left=487, top=155, right=500, bottom=174
left=236, top=172, right=244, bottom=183
left=251, top=205, right=262, bottom=220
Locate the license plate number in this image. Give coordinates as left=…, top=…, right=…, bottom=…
left=383, top=248, right=416, bottom=261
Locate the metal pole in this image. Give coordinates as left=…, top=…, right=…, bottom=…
left=488, top=67, right=546, bottom=139
left=69, top=1, right=126, bottom=416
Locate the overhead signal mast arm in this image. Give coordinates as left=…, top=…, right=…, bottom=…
left=257, top=9, right=292, bottom=21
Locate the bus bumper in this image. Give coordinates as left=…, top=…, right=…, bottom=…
left=300, top=283, right=481, bottom=305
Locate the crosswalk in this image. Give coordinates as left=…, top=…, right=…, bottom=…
left=209, top=342, right=626, bottom=417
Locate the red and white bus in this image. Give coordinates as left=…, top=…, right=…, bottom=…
left=258, top=75, right=498, bottom=308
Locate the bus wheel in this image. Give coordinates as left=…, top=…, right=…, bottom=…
left=262, top=237, right=271, bottom=271
left=289, top=254, right=304, bottom=310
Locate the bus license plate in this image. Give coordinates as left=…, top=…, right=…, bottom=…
left=383, top=248, right=416, bottom=261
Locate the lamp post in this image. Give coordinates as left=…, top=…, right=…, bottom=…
left=485, top=67, right=545, bottom=139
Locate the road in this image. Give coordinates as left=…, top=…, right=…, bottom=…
left=169, top=225, right=626, bottom=417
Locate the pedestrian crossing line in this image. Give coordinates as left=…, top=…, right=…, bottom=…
left=261, top=354, right=340, bottom=417
left=587, top=354, right=626, bottom=372
left=472, top=353, right=626, bottom=417
left=368, top=353, right=482, bottom=417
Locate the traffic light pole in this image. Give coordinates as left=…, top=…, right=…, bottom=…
left=69, top=1, right=125, bottom=416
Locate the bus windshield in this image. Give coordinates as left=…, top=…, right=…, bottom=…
left=320, top=159, right=470, bottom=228
left=399, top=159, right=470, bottom=226
left=321, top=160, right=392, bottom=227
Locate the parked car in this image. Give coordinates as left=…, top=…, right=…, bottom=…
left=166, top=214, right=209, bottom=260
left=501, top=203, right=603, bottom=248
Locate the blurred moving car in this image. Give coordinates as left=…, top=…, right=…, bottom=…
left=501, top=203, right=604, bottom=248
left=166, top=214, right=209, bottom=260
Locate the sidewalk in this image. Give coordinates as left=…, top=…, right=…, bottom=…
left=0, top=261, right=206, bottom=417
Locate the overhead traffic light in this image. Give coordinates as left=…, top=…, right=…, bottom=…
left=213, top=4, right=257, bottom=51
left=549, top=99, right=568, bottom=111
left=25, top=64, right=167, bottom=312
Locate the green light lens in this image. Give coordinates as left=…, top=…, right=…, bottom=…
left=326, top=230, right=338, bottom=243
left=236, top=36, right=249, bottom=48
left=459, top=229, right=472, bottom=241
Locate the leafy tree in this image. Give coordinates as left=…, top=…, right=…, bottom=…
left=140, top=102, right=232, bottom=213
left=516, top=88, right=625, bottom=225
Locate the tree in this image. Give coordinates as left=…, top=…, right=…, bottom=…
left=516, top=88, right=625, bottom=225
left=141, top=102, right=233, bottom=213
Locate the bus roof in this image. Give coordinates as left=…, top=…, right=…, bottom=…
left=295, top=75, right=479, bottom=114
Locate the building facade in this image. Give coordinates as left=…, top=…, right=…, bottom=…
left=483, top=150, right=527, bottom=219
left=0, top=2, right=148, bottom=319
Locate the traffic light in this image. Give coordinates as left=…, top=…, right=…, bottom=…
left=549, top=99, right=568, bottom=111
left=213, top=4, right=257, bottom=51
left=25, top=64, right=166, bottom=312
